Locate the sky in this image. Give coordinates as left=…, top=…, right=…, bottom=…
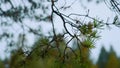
left=0, top=0, right=120, bottom=62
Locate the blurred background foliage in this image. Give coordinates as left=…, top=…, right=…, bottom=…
left=0, top=40, right=120, bottom=68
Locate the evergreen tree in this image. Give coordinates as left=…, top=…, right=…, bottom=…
left=97, top=46, right=120, bottom=68
left=105, top=46, right=119, bottom=68
left=97, top=46, right=109, bottom=68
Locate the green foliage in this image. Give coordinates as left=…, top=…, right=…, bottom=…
left=97, top=46, right=109, bottom=68
left=105, top=52, right=119, bottom=68
left=7, top=36, right=97, bottom=68
left=7, top=37, right=120, bottom=68
left=81, top=38, right=95, bottom=48
left=105, top=46, right=119, bottom=68
left=97, top=46, right=120, bottom=68
left=93, top=19, right=104, bottom=29
left=9, top=48, right=26, bottom=68
left=80, top=21, right=101, bottom=39
left=39, top=38, right=49, bottom=45
left=0, top=59, right=5, bottom=68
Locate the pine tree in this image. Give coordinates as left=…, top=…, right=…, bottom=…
left=97, top=46, right=109, bottom=68
left=105, top=46, right=119, bottom=68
